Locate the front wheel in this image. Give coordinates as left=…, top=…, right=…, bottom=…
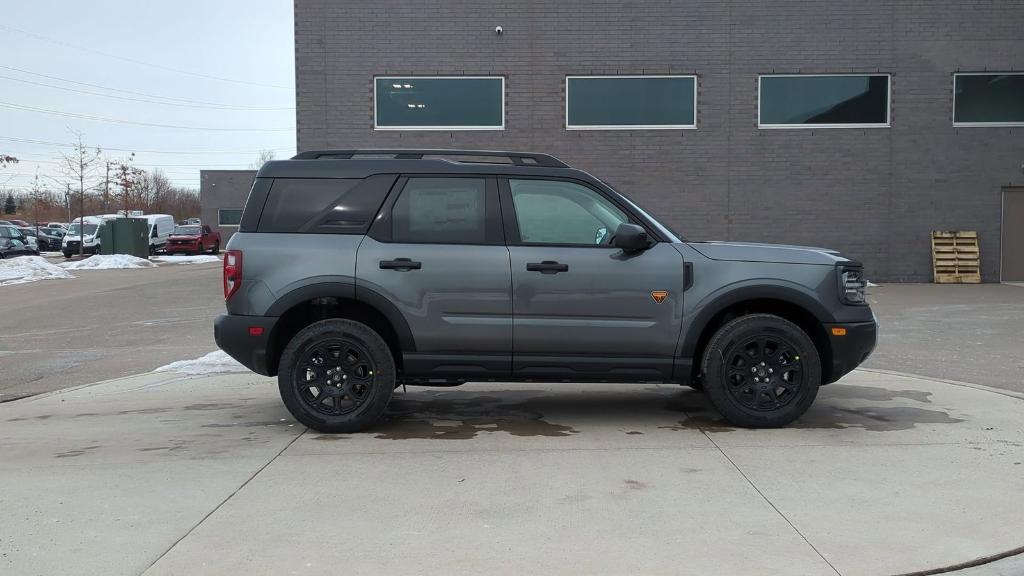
left=277, top=319, right=395, bottom=433
left=211, top=242, right=219, bottom=255
left=701, top=314, right=821, bottom=428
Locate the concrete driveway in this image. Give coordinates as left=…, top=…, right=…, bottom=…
left=2, top=369, right=1022, bottom=575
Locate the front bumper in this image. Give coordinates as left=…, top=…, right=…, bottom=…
left=165, top=243, right=200, bottom=254
left=214, top=314, right=279, bottom=376
left=824, top=317, right=878, bottom=383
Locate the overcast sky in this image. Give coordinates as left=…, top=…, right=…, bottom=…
left=0, top=0, right=295, bottom=192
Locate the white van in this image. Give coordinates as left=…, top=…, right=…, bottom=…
left=146, top=214, right=174, bottom=254
left=61, top=216, right=106, bottom=258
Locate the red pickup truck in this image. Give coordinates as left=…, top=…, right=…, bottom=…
left=165, top=224, right=221, bottom=255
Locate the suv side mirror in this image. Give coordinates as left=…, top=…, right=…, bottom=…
left=612, top=223, right=650, bottom=252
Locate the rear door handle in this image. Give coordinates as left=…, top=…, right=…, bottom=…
left=379, top=258, right=421, bottom=270
left=526, top=261, right=569, bottom=274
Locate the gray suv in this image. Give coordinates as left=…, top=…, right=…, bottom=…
left=215, top=149, right=876, bottom=432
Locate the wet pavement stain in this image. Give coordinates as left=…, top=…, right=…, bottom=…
left=625, top=431, right=644, bottom=435
left=623, top=479, right=648, bottom=490
left=373, top=393, right=578, bottom=440
left=201, top=420, right=288, bottom=428
left=184, top=403, right=242, bottom=411
left=118, top=408, right=171, bottom=415
left=823, top=385, right=933, bottom=404
left=138, top=445, right=185, bottom=452
left=54, top=445, right=100, bottom=459
left=6, top=414, right=53, bottom=422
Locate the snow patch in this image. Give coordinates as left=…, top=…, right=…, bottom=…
left=154, top=350, right=248, bottom=376
left=152, top=255, right=221, bottom=265
left=0, top=256, right=75, bottom=286
left=59, top=254, right=157, bottom=270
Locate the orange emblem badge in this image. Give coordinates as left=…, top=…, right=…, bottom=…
left=651, top=290, right=668, bottom=304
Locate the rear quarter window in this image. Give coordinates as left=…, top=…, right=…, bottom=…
left=254, top=176, right=396, bottom=234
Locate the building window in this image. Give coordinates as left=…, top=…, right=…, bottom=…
left=218, top=208, right=243, bottom=227
left=566, top=76, right=697, bottom=129
left=758, top=74, right=891, bottom=128
left=374, top=76, right=504, bottom=130
left=953, top=73, right=1024, bottom=126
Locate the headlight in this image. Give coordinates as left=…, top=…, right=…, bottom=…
left=837, top=265, right=867, bottom=304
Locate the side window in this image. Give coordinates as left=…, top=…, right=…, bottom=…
left=257, top=178, right=359, bottom=233
left=391, top=177, right=487, bottom=244
left=509, top=179, right=629, bottom=245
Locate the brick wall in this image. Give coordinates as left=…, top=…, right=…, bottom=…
left=294, top=0, right=1024, bottom=281
left=200, top=170, right=256, bottom=244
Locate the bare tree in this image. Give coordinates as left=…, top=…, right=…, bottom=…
left=249, top=149, right=275, bottom=169
left=30, top=172, right=48, bottom=233
left=0, top=154, right=18, bottom=168
left=111, top=153, right=146, bottom=216
left=58, top=130, right=103, bottom=255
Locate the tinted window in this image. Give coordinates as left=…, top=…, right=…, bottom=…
left=174, top=226, right=201, bottom=235
left=218, top=209, right=243, bottom=226
left=375, top=77, right=504, bottom=129
left=392, top=178, right=487, bottom=244
left=509, top=179, right=628, bottom=245
left=257, top=178, right=359, bottom=233
left=954, top=74, right=1024, bottom=125
left=760, top=75, right=890, bottom=126
left=567, top=76, right=696, bottom=128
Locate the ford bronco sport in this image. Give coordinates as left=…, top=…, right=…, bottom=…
left=215, top=149, right=877, bottom=432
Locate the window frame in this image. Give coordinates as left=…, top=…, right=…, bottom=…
left=367, top=175, right=503, bottom=246
left=498, top=176, right=655, bottom=248
left=565, top=75, right=698, bottom=131
left=757, top=73, right=892, bottom=129
left=373, top=76, right=506, bottom=131
left=217, top=208, right=244, bottom=228
left=952, top=72, right=1024, bottom=128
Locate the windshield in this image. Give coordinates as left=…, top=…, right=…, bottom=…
left=0, top=226, right=19, bottom=238
left=173, top=226, right=201, bottom=235
left=68, top=223, right=99, bottom=236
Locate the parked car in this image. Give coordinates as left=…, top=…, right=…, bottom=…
left=0, top=225, right=39, bottom=258
left=48, top=222, right=68, bottom=230
left=16, top=228, right=40, bottom=250
left=35, top=227, right=65, bottom=251
left=61, top=217, right=105, bottom=257
left=0, top=220, right=11, bottom=226
left=214, top=149, right=877, bottom=433
left=145, top=214, right=175, bottom=254
left=165, top=224, right=220, bottom=255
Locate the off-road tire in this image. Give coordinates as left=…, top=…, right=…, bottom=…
left=701, top=313, right=820, bottom=428
left=278, top=319, right=395, bottom=433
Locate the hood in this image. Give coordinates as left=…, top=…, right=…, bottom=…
left=687, top=241, right=851, bottom=265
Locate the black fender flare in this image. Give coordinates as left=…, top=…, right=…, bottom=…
left=679, top=281, right=833, bottom=361
left=265, top=279, right=416, bottom=352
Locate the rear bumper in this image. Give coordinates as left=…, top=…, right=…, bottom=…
left=214, top=314, right=278, bottom=376
left=824, top=317, right=878, bottom=383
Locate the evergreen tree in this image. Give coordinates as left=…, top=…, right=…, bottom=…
left=3, top=193, right=16, bottom=215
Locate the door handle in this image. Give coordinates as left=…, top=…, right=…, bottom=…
left=380, top=258, right=422, bottom=270
left=526, top=261, right=569, bottom=274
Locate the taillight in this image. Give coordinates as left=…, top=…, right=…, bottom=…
left=224, top=250, right=242, bottom=300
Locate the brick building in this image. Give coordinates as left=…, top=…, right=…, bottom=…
left=205, top=1, right=1024, bottom=281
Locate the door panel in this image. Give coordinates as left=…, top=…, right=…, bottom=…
left=356, top=176, right=512, bottom=378
left=1003, top=189, right=1024, bottom=282
left=501, top=176, right=686, bottom=379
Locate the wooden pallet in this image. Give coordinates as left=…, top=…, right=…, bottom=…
left=932, top=231, right=981, bottom=283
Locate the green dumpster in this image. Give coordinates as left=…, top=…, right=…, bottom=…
left=99, top=218, right=150, bottom=258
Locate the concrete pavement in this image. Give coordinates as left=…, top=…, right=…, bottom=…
left=0, top=259, right=222, bottom=401
left=2, top=369, right=1023, bottom=575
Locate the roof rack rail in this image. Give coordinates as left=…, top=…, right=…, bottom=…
left=291, top=149, right=570, bottom=168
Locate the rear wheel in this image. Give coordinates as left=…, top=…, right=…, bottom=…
left=701, top=313, right=820, bottom=428
left=277, top=319, right=395, bottom=433
left=211, top=242, right=219, bottom=255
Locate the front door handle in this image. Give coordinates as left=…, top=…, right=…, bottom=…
left=526, top=261, right=569, bottom=274
left=380, top=258, right=422, bottom=271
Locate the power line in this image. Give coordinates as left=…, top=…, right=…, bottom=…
left=0, top=68, right=294, bottom=111
left=0, top=136, right=293, bottom=156
left=0, top=24, right=291, bottom=90
left=0, top=101, right=295, bottom=132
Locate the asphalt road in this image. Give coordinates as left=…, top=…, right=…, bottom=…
left=0, top=259, right=222, bottom=401
left=864, top=283, right=1024, bottom=393
left=2, top=258, right=1022, bottom=400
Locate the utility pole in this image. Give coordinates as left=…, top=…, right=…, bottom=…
left=104, top=161, right=110, bottom=213
left=65, top=184, right=71, bottom=223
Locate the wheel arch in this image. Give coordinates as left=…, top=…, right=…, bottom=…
left=264, top=283, right=415, bottom=376
left=682, top=284, right=835, bottom=384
